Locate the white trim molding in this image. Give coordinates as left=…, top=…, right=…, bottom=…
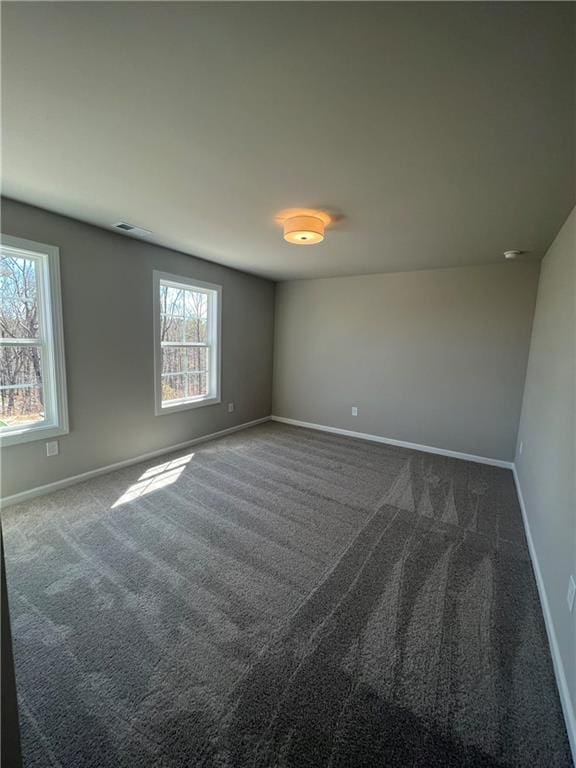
left=1, top=417, right=270, bottom=509
left=513, top=467, right=576, bottom=763
left=270, top=416, right=514, bottom=468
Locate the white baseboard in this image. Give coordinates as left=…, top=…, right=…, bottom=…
left=512, top=467, right=576, bottom=764
left=270, top=415, right=514, bottom=469
left=1, top=417, right=271, bottom=509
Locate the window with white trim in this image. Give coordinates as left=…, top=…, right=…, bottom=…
left=153, top=271, right=221, bottom=414
left=0, top=235, right=68, bottom=446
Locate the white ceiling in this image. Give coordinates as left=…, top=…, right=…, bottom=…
left=2, top=2, right=574, bottom=280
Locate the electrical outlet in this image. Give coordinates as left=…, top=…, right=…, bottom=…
left=46, top=440, right=59, bottom=457
left=567, top=575, right=576, bottom=613
left=351, top=406, right=358, bottom=416
left=519, top=441, right=523, bottom=456
left=227, top=402, right=235, bottom=413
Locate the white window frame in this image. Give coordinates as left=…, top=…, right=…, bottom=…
left=153, top=270, right=222, bottom=415
left=0, top=234, right=69, bottom=446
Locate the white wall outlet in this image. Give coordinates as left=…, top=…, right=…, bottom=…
left=227, top=402, right=235, bottom=413
left=46, top=440, right=59, bottom=457
left=567, top=575, right=576, bottom=613
left=519, top=441, right=523, bottom=455
left=351, top=406, right=358, bottom=416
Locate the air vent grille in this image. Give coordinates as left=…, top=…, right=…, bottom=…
left=112, top=222, right=152, bottom=237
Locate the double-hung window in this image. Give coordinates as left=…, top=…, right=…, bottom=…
left=0, top=235, right=68, bottom=446
left=153, top=271, right=221, bottom=414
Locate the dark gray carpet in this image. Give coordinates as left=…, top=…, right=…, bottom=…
left=2, top=422, right=572, bottom=767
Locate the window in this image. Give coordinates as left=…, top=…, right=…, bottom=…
left=153, top=271, right=221, bottom=414
left=0, top=235, right=68, bottom=446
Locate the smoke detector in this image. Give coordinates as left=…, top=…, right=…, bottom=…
left=503, top=249, right=525, bottom=260
left=112, top=222, right=152, bottom=237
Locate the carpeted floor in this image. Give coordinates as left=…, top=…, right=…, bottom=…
left=2, top=422, right=572, bottom=767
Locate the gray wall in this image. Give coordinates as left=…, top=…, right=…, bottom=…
left=1, top=199, right=275, bottom=498
left=273, top=263, right=539, bottom=461
left=515, top=208, right=575, bottom=730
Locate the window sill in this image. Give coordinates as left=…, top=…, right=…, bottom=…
left=155, top=396, right=221, bottom=416
left=1, top=423, right=69, bottom=447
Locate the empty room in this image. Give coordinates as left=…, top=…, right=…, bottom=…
left=1, top=2, right=575, bottom=767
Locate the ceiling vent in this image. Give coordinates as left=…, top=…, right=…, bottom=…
left=112, top=222, right=152, bottom=237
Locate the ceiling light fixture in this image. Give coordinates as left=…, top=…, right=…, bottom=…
left=283, top=215, right=325, bottom=245
left=276, top=209, right=333, bottom=245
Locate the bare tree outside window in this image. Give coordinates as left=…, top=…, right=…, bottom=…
left=0, top=254, right=45, bottom=427
left=159, top=284, right=209, bottom=403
